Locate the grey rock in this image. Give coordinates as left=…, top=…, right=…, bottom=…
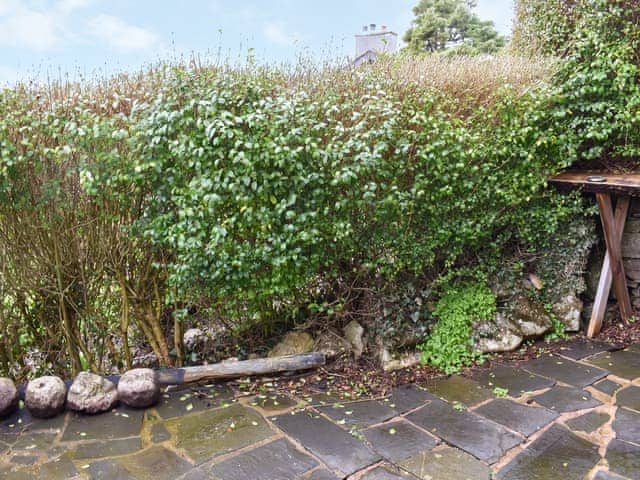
left=117, top=368, right=159, bottom=408
left=343, top=320, right=365, bottom=358
left=183, top=328, right=206, bottom=351
left=25, top=376, right=66, bottom=418
left=269, top=331, right=314, bottom=358
left=0, top=378, right=19, bottom=418
left=552, top=294, right=582, bottom=332
left=510, top=295, right=552, bottom=337
left=473, top=312, right=523, bottom=354
left=67, top=372, right=118, bottom=414
left=381, top=349, right=421, bottom=372
left=314, top=331, right=350, bottom=359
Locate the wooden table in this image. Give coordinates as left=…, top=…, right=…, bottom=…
left=549, top=171, right=640, bottom=337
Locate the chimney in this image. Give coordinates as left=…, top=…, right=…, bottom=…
left=370, top=23, right=376, bottom=32
left=363, top=25, right=368, bottom=32
left=381, top=25, right=387, bottom=31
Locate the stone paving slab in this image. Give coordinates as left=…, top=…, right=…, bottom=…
left=520, top=354, right=608, bottom=387
left=472, top=365, right=555, bottom=397
left=605, top=439, right=640, bottom=480
left=62, top=407, right=144, bottom=442
left=37, top=454, right=79, bottom=479
left=73, top=437, right=142, bottom=459
left=156, top=383, right=235, bottom=420
left=593, top=378, right=623, bottom=397
left=207, top=438, right=318, bottom=480
left=594, top=470, right=630, bottom=480
left=111, top=445, right=193, bottom=480
left=304, top=468, right=340, bottom=480
left=405, top=397, right=521, bottom=463
left=496, top=424, right=600, bottom=480
left=168, top=403, right=274, bottom=464
left=613, top=407, right=640, bottom=444
left=271, top=409, right=380, bottom=477
left=616, top=385, right=640, bottom=412
left=423, top=375, right=493, bottom=406
left=317, top=399, right=396, bottom=429
left=389, top=385, right=436, bottom=413
left=532, top=385, right=602, bottom=412
left=557, top=339, right=620, bottom=360
left=399, top=446, right=491, bottom=480
left=361, top=466, right=417, bottom=479
left=473, top=398, right=558, bottom=437
left=565, top=411, right=610, bottom=433
left=363, top=419, right=438, bottom=462
left=586, top=350, right=640, bottom=380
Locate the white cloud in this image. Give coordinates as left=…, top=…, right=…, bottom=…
left=263, top=22, right=294, bottom=47
left=88, top=14, right=160, bottom=51
left=0, top=8, right=62, bottom=50
left=56, top=0, right=92, bottom=14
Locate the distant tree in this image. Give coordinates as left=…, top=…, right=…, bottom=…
left=404, top=0, right=506, bottom=55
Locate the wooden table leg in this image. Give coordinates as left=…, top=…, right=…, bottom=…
left=588, top=196, right=630, bottom=337
left=595, top=194, right=633, bottom=328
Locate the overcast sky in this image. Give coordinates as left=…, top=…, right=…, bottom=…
left=0, top=0, right=515, bottom=85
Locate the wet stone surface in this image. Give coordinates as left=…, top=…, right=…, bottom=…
left=593, top=470, right=629, bottom=480
left=0, top=340, right=637, bottom=480
left=400, top=446, right=491, bottom=480
left=406, top=397, right=521, bottom=463
left=605, top=439, right=640, bottom=480
left=317, top=399, right=396, bottom=429
left=496, top=424, right=600, bottom=480
left=247, top=394, right=297, bottom=412
left=593, top=378, right=622, bottom=397
left=557, top=340, right=619, bottom=360
left=62, top=407, right=144, bottom=441
left=587, top=349, right=640, bottom=380
left=520, top=354, right=608, bottom=387
left=73, top=437, right=142, bottom=459
left=155, top=383, right=235, bottom=420
left=363, top=419, right=438, bottom=462
left=389, top=385, right=435, bottom=413
left=423, top=375, right=493, bottom=406
left=272, top=409, right=380, bottom=476
left=473, top=398, right=558, bottom=437
left=616, top=385, right=640, bottom=412
left=150, top=422, right=171, bottom=443
left=473, top=365, right=555, bottom=397
left=208, top=438, right=317, bottom=480
left=613, top=407, right=640, bottom=444
left=168, top=403, right=273, bottom=463
left=305, top=469, right=340, bottom=480
left=565, top=411, right=610, bottom=433
left=360, top=466, right=415, bottom=480
left=532, top=385, right=602, bottom=413
left=115, top=445, right=193, bottom=480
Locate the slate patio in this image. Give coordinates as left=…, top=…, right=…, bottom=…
left=1, top=340, right=640, bottom=479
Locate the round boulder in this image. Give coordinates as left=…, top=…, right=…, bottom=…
left=117, top=368, right=159, bottom=408
left=0, top=378, right=19, bottom=418
left=25, top=376, right=66, bottom=418
left=67, top=372, right=118, bottom=414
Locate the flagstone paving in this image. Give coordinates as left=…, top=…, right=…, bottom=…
left=1, top=341, right=640, bottom=479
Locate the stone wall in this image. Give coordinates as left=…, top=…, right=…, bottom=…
left=622, top=200, right=640, bottom=311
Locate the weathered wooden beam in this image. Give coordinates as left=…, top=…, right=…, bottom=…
left=596, top=193, right=633, bottom=325
left=156, top=352, right=326, bottom=385
left=588, top=196, right=630, bottom=337
left=549, top=172, right=640, bottom=196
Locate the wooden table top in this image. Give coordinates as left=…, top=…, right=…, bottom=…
left=549, top=171, right=640, bottom=196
